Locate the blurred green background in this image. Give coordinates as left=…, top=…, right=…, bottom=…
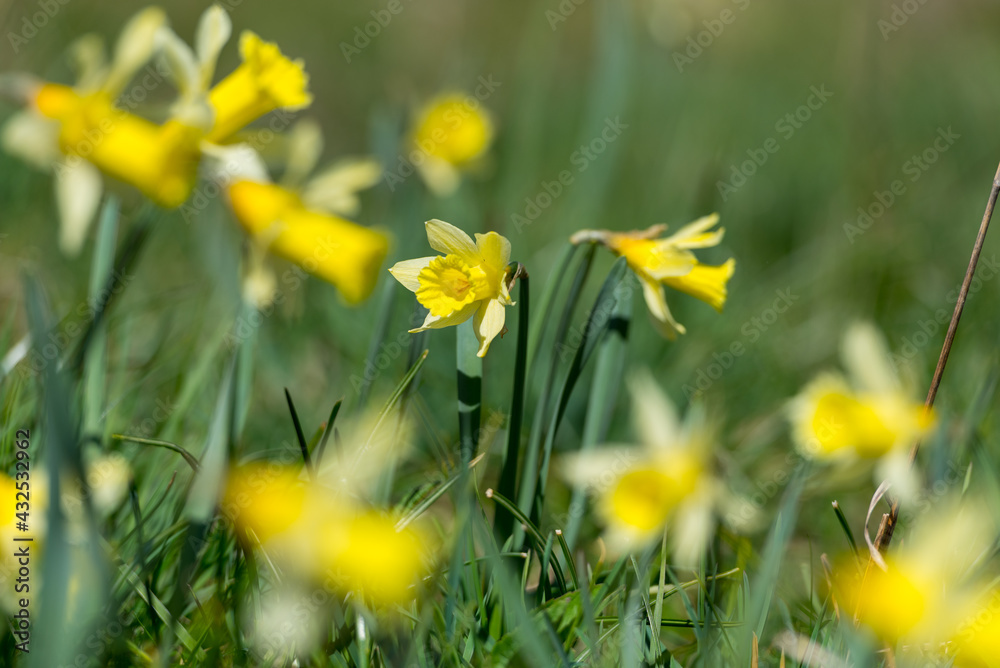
left=3, top=0, right=1000, bottom=619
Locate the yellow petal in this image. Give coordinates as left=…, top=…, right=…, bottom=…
left=627, top=370, right=681, bottom=450
left=662, top=258, right=735, bottom=312
left=410, top=301, right=479, bottom=332
left=424, top=219, right=479, bottom=260
left=662, top=213, right=723, bottom=248
left=473, top=298, right=506, bottom=357
left=637, top=273, right=685, bottom=339
left=103, top=7, right=167, bottom=97
left=223, top=464, right=307, bottom=544
left=195, top=4, right=232, bottom=88
left=415, top=254, right=487, bottom=317
left=411, top=93, right=493, bottom=166
left=841, top=322, right=899, bottom=396
left=388, top=257, right=435, bottom=292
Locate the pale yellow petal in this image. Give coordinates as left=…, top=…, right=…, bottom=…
left=55, top=158, right=103, bottom=256
left=424, top=219, right=478, bottom=259
left=841, top=322, right=899, bottom=395
left=103, top=7, right=167, bottom=96
left=663, top=213, right=721, bottom=248
left=282, top=118, right=323, bottom=188
left=196, top=4, right=232, bottom=88
left=475, top=231, right=511, bottom=272
left=388, top=257, right=435, bottom=292
left=68, top=34, right=108, bottom=92
left=628, top=370, right=680, bottom=450
left=416, top=157, right=460, bottom=197
left=638, top=273, right=685, bottom=339
left=473, top=298, right=506, bottom=357
left=301, top=157, right=381, bottom=216
left=410, top=301, right=479, bottom=332
left=1, top=111, right=60, bottom=170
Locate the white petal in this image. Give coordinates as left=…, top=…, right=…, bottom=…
left=301, top=157, right=382, bottom=216
left=388, top=257, right=435, bottom=292
left=103, top=7, right=167, bottom=97
left=560, top=446, right=642, bottom=489
left=638, top=273, right=685, bottom=339
left=841, top=322, right=899, bottom=395
left=68, top=34, right=108, bottom=92
left=416, top=157, right=460, bottom=197
left=424, top=219, right=478, bottom=259
left=196, top=4, right=232, bottom=88
left=200, top=142, right=271, bottom=183
left=55, top=158, right=103, bottom=256
left=628, top=370, right=680, bottom=450
left=282, top=119, right=324, bottom=188
left=157, top=29, right=200, bottom=96
left=2, top=111, right=60, bottom=170
left=473, top=298, right=505, bottom=357
left=874, top=450, right=919, bottom=505
left=670, top=496, right=714, bottom=567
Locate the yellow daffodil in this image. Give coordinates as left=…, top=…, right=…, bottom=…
left=561, top=371, right=720, bottom=563
left=0, top=7, right=204, bottom=254
left=788, top=323, right=933, bottom=499
left=571, top=215, right=735, bottom=339
left=835, top=500, right=992, bottom=651
left=157, top=6, right=311, bottom=144
left=208, top=120, right=388, bottom=305
left=409, top=93, right=494, bottom=196
left=388, top=219, right=514, bottom=357
left=224, top=412, right=432, bottom=608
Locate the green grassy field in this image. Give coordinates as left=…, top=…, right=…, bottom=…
left=3, top=0, right=1000, bottom=665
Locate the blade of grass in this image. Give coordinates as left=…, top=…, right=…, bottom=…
left=496, top=264, right=529, bottom=539
left=284, top=387, right=314, bottom=476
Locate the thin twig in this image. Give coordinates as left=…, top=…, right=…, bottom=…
left=872, top=160, right=1000, bottom=554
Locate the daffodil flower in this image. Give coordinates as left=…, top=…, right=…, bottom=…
left=562, top=371, right=720, bottom=563
left=157, top=5, right=312, bottom=144
left=0, top=7, right=202, bottom=254
left=788, top=323, right=933, bottom=500
left=388, top=219, right=514, bottom=357
left=836, top=499, right=992, bottom=650
left=571, top=214, right=735, bottom=339
left=206, top=120, right=388, bottom=305
left=223, top=411, right=431, bottom=607
left=409, top=93, right=494, bottom=196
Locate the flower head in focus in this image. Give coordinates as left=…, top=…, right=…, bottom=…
left=388, top=219, right=515, bottom=357
left=206, top=119, right=388, bottom=306
left=0, top=7, right=204, bottom=254
left=571, top=215, right=735, bottom=339
left=409, top=92, right=494, bottom=196
left=561, top=371, right=721, bottom=563
left=788, top=322, right=934, bottom=500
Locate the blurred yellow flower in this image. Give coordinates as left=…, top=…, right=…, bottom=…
left=205, top=31, right=312, bottom=143
left=224, top=463, right=307, bottom=544
left=227, top=179, right=389, bottom=304
left=835, top=500, right=993, bottom=652
left=788, top=323, right=933, bottom=499
left=389, top=219, right=514, bottom=357
left=0, top=7, right=199, bottom=254
left=562, top=371, right=719, bottom=563
left=952, top=589, right=1000, bottom=667
left=571, top=215, right=735, bottom=339
left=410, top=93, right=494, bottom=196
left=316, top=510, right=428, bottom=607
